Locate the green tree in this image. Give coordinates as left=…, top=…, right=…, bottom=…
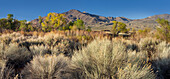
left=41, top=13, right=66, bottom=32
left=86, top=26, right=92, bottom=32
left=61, top=21, right=74, bottom=30
left=0, top=18, right=8, bottom=32
left=73, top=19, right=85, bottom=30
left=39, top=16, right=43, bottom=27
left=0, top=14, right=20, bottom=31
left=112, top=21, right=129, bottom=35
left=6, top=14, right=14, bottom=29
left=19, top=20, right=27, bottom=31
left=7, top=14, right=13, bottom=20
left=156, top=18, right=170, bottom=42
left=138, top=27, right=151, bottom=37
left=19, top=20, right=34, bottom=31
left=27, top=22, right=34, bottom=31
left=11, top=19, right=20, bottom=31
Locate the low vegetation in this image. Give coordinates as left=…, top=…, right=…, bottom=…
left=0, top=31, right=169, bottom=79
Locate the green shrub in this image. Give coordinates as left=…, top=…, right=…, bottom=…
left=112, top=21, right=129, bottom=35
left=86, top=26, right=92, bottom=32
left=138, top=27, right=151, bottom=36
left=155, top=18, right=170, bottom=42
left=73, top=19, right=85, bottom=30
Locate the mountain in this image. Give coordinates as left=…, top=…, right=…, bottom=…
left=127, top=14, right=170, bottom=30
left=31, top=9, right=170, bottom=30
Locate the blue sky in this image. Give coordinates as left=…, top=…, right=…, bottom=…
left=0, top=0, right=170, bottom=21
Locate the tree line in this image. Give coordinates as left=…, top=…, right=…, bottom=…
left=0, top=13, right=91, bottom=32
left=0, top=13, right=169, bottom=41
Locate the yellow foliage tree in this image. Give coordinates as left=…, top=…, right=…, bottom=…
left=41, top=13, right=66, bottom=32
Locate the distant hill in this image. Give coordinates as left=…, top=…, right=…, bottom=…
left=31, top=9, right=170, bottom=30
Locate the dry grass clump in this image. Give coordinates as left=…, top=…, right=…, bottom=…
left=21, top=54, right=69, bottom=79
left=69, top=38, right=156, bottom=79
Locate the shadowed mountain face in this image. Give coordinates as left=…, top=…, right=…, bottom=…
left=31, top=9, right=170, bottom=30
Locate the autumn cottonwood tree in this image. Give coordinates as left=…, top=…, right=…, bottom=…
left=41, top=13, right=66, bottom=32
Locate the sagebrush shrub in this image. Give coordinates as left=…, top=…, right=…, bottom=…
left=22, top=54, right=69, bottom=79
left=4, top=43, right=32, bottom=73
left=0, top=35, right=12, bottom=45
left=30, top=45, right=51, bottom=56
left=0, top=59, right=6, bottom=78
left=139, top=38, right=160, bottom=59
left=0, top=43, right=5, bottom=59
left=70, top=38, right=155, bottom=79
left=117, top=62, right=156, bottom=79
left=0, top=58, right=15, bottom=79
left=151, top=41, right=170, bottom=78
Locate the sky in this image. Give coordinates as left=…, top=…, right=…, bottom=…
left=0, top=0, right=170, bottom=21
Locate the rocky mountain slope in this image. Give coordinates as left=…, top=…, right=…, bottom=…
left=31, top=9, right=170, bottom=30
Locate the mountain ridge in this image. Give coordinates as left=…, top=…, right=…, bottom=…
left=31, top=9, right=170, bottom=30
